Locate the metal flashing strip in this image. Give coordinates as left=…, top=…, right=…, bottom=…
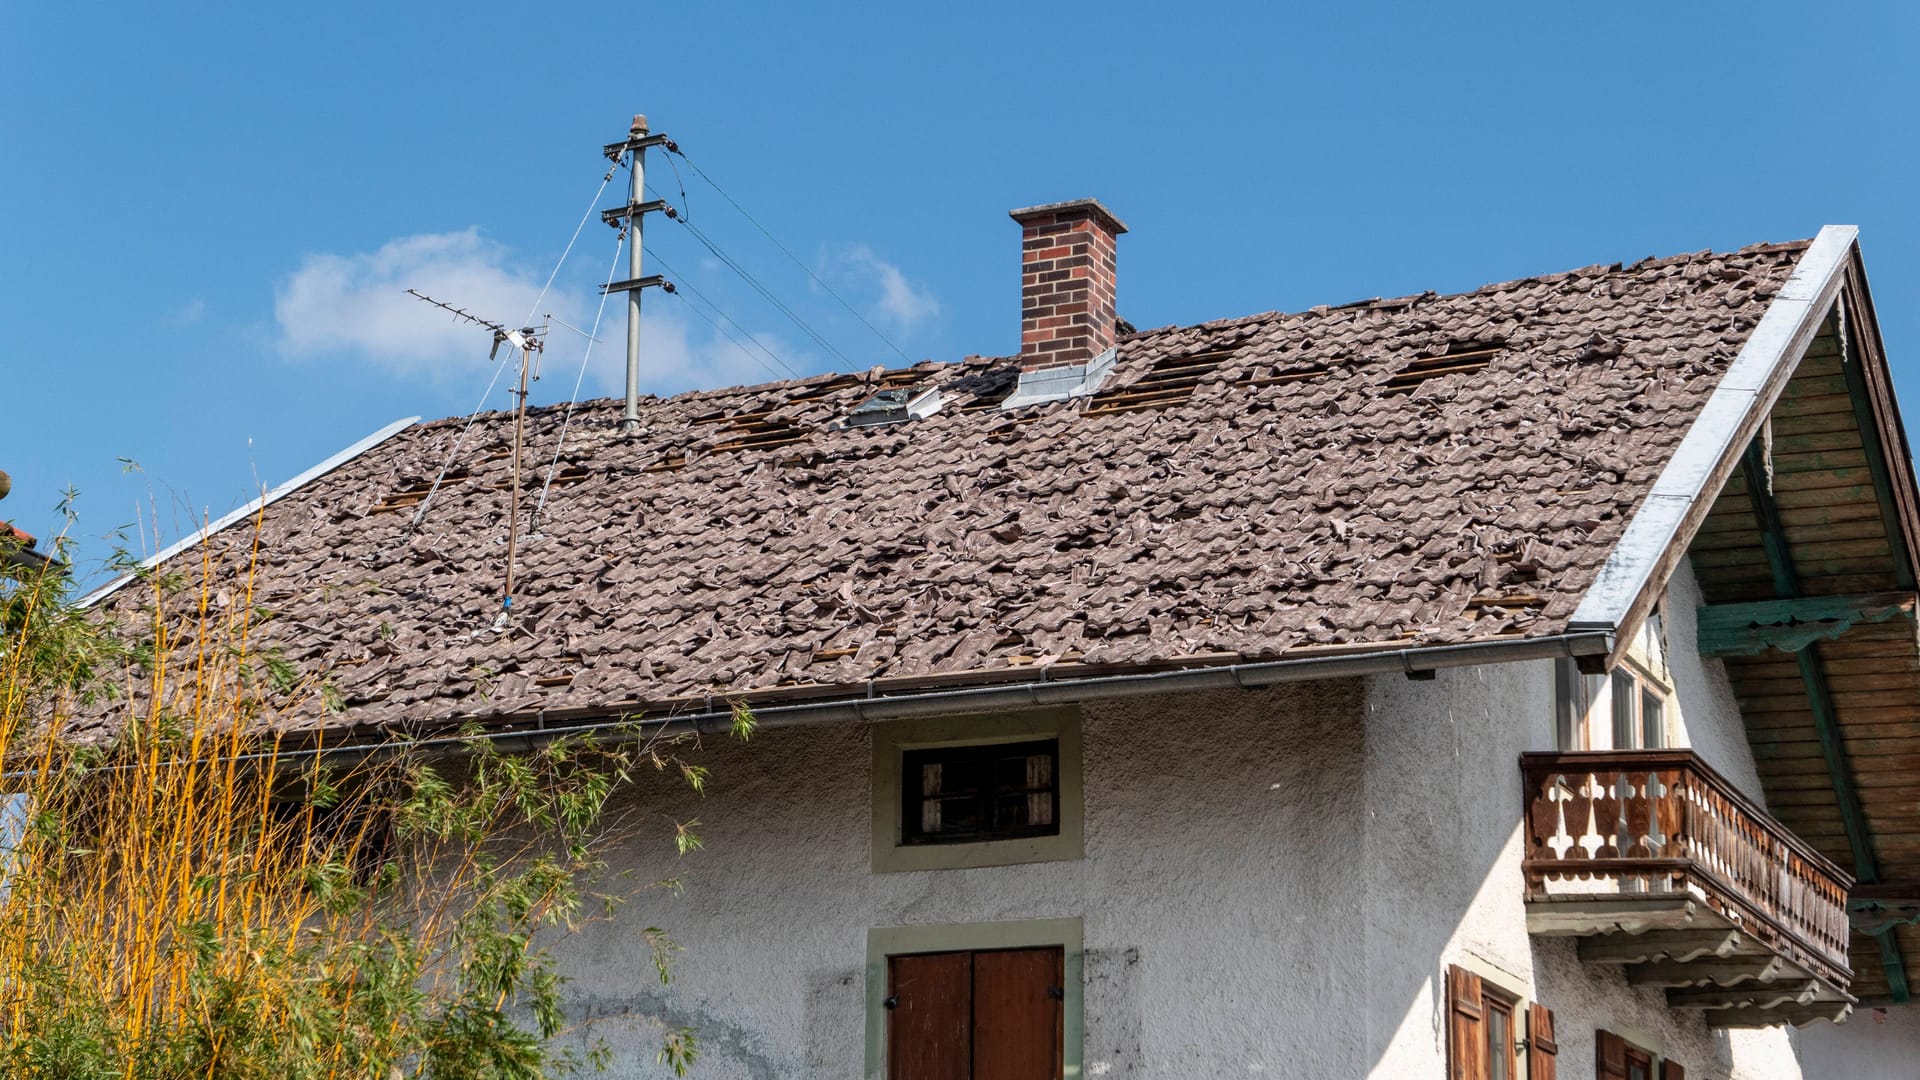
left=997, top=347, right=1117, bottom=410
left=76, top=416, right=421, bottom=609
left=1568, top=225, right=1858, bottom=635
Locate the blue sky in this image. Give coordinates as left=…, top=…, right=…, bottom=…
left=4, top=2, right=1918, bottom=580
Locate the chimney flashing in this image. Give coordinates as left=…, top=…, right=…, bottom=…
left=998, top=346, right=1117, bottom=410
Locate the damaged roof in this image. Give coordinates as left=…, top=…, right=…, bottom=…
left=89, top=239, right=1814, bottom=736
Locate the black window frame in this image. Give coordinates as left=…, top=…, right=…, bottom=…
left=900, top=739, right=1061, bottom=846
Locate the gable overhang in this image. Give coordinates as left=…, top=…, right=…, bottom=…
left=1565, top=225, right=1920, bottom=1006
left=75, top=416, right=421, bottom=610
left=1567, top=225, right=1876, bottom=669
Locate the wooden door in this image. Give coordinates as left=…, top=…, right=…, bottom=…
left=890, top=952, right=972, bottom=1080
left=888, top=946, right=1064, bottom=1080
left=973, top=947, right=1063, bottom=1080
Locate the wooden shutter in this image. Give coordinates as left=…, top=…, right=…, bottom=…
left=888, top=952, right=971, bottom=1080
left=1659, top=1061, right=1684, bottom=1080
left=1596, top=1029, right=1629, bottom=1080
left=972, top=947, right=1064, bottom=1080
left=1525, top=1003, right=1557, bottom=1080
left=1446, top=965, right=1487, bottom=1080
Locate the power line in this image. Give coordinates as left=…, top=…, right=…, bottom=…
left=536, top=229, right=627, bottom=519
left=669, top=147, right=916, bottom=365
left=644, top=246, right=800, bottom=380
left=674, top=214, right=861, bottom=373
left=409, top=163, right=616, bottom=533
left=668, top=289, right=803, bottom=385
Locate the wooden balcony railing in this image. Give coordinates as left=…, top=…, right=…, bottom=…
left=1522, top=750, right=1853, bottom=988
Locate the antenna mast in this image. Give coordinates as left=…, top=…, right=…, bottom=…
left=600, top=113, right=675, bottom=436
left=404, top=289, right=545, bottom=616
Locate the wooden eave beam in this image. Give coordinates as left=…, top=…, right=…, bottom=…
left=1696, top=591, right=1917, bottom=658
left=1739, top=441, right=1911, bottom=1002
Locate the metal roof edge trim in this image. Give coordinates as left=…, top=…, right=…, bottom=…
left=1567, top=225, right=1859, bottom=635
left=76, top=416, right=422, bottom=610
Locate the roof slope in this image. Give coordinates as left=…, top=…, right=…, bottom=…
left=93, top=239, right=1812, bottom=735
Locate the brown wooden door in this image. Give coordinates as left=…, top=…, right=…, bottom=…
left=890, top=952, right=972, bottom=1080
left=888, top=946, right=1063, bottom=1080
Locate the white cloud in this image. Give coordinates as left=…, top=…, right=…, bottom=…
left=162, top=297, right=206, bottom=328
left=274, top=229, right=575, bottom=380
left=822, top=244, right=940, bottom=333
left=275, top=229, right=817, bottom=398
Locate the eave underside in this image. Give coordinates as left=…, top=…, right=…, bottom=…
left=1688, top=300, right=1920, bottom=1004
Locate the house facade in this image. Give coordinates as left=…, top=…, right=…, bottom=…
left=87, top=204, right=1920, bottom=1077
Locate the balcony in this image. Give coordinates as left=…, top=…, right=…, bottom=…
left=1521, top=750, right=1855, bottom=1027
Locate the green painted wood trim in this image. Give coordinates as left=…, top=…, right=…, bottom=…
left=1839, top=300, right=1918, bottom=591
left=863, top=917, right=1084, bottom=1080
left=870, top=708, right=1085, bottom=874
left=1740, top=441, right=1910, bottom=1001
left=1696, top=591, right=1917, bottom=657
left=1744, top=441, right=1802, bottom=598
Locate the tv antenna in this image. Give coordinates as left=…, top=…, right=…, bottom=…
left=405, top=289, right=546, bottom=617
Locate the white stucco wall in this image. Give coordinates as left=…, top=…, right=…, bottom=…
left=1361, top=656, right=1800, bottom=1080
left=534, top=576, right=1828, bottom=1080
left=1662, top=558, right=1768, bottom=800
left=1799, top=1002, right=1920, bottom=1079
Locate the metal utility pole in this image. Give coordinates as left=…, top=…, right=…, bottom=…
left=600, top=113, right=674, bottom=436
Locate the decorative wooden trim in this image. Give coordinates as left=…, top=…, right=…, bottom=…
left=1520, top=750, right=1854, bottom=989
left=1695, top=591, right=1917, bottom=657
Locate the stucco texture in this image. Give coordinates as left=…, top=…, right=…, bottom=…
left=534, top=565, right=1822, bottom=1079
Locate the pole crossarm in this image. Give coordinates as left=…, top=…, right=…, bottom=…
left=602, top=132, right=674, bottom=161
left=600, top=199, right=673, bottom=228
left=1697, top=591, right=1918, bottom=657
left=601, top=276, right=673, bottom=296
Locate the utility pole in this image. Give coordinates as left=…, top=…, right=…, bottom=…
left=600, top=113, right=675, bottom=435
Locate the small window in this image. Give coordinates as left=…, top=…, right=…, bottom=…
left=1557, top=658, right=1670, bottom=750
left=902, top=740, right=1060, bottom=846
left=1485, top=993, right=1516, bottom=1080
left=1446, top=965, right=1545, bottom=1080
left=1611, top=664, right=1669, bottom=749
left=871, top=710, right=1084, bottom=873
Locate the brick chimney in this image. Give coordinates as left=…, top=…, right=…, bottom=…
left=1010, top=199, right=1127, bottom=373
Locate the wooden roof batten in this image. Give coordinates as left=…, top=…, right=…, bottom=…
left=1684, top=245, right=1920, bottom=1007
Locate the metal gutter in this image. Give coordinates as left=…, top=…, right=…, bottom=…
left=75, top=416, right=421, bottom=609
left=1568, top=225, right=1857, bottom=644
left=31, top=630, right=1614, bottom=778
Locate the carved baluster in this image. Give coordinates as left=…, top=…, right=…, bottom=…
left=1593, top=767, right=1623, bottom=862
